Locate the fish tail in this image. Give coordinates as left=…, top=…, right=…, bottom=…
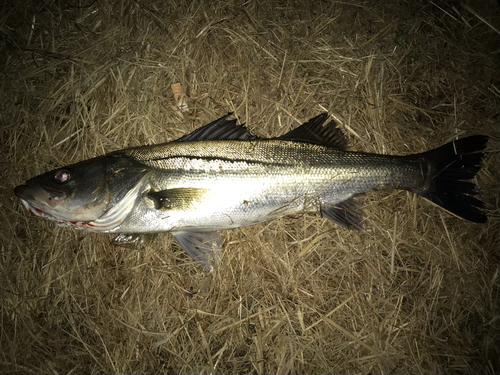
left=416, top=135, right=488, bottom=223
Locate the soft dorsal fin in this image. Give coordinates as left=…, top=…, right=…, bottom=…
left=175, top=113, right=258, bottom=141
left=278, top=113, right=349, bottom=150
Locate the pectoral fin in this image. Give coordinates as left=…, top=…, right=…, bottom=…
left=147, top=188, right=210, bottom=211
left=171, top=231, right=222, bottom=272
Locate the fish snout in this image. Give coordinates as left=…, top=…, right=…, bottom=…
left=14, top=184, right=66, bottom=208
left=14, top=184, right=30, bottom=199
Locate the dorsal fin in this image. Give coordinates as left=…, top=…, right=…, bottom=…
left=278, top=113, right=349, bottom=150
left=175, top=113, right=258, bottom=142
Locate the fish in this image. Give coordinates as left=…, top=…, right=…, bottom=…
left=14, top=113, right=488, bottom=271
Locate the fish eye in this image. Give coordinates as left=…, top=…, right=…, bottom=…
left=55, top=170, right=71, bottom=183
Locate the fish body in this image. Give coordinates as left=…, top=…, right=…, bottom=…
left=14, top=114, right=488, bottom=271
left=117, top=139, right=425, bottom=232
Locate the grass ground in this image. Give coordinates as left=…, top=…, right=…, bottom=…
left=1, top=0, right=499, bottom=373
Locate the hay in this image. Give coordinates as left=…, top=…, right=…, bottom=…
left=1, top=0, right=499, bottom=373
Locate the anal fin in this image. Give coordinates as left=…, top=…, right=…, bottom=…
left=171, top=231, right=222, bottom=272
left=321, top=198, right=363, bottom=231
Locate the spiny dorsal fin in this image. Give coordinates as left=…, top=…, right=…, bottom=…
left=175, top=113, right=258, bottom=141
left=278, top=113, right=349, bottom=150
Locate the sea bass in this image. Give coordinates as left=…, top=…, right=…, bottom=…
left=14, top=113, right=488, bottom=271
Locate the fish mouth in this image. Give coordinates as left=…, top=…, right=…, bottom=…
left=15, top=185, right=52, bottom=215
left=14, top=183, right=138, bottom=232
left=14, top=184, right=38, bottom=201
left=15, top=184, right=65, bottom=205
left=15, top=184, right=72, bottom=226
left=14, top=184, right=89, bottom=228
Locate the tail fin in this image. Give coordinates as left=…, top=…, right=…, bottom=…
left=417, top=135, right=488, bottom=223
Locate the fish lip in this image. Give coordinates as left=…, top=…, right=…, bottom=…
left=15, top=184, right=66, bottom=207
left=14, top=183, right=117, bottom=230
left=14, top=185, right=50, bottom=218
left=14, top=184, right=31, bottom=200
left=14, top=183, right=48, bottom=200
left=15, top=185, right=82, bottom=227
left=15, top=184, right=63, bottom=221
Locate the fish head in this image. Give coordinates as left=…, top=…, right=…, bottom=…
left=14, top=157, right=115, bottom=228
left=15, top=152, right=150, bottom=231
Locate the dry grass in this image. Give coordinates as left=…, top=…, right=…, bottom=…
left=1, top=0, right=499, bottom=373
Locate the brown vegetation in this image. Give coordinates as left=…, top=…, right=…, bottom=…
left=1, top=0, right=499, bottom=373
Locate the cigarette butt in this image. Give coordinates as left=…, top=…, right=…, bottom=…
left=171, top=83, right=182, bottom=99
left=171, top=83, right=189, bottom=112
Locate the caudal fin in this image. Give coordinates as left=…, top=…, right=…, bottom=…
left=417, top=135, right=488, bottom=223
